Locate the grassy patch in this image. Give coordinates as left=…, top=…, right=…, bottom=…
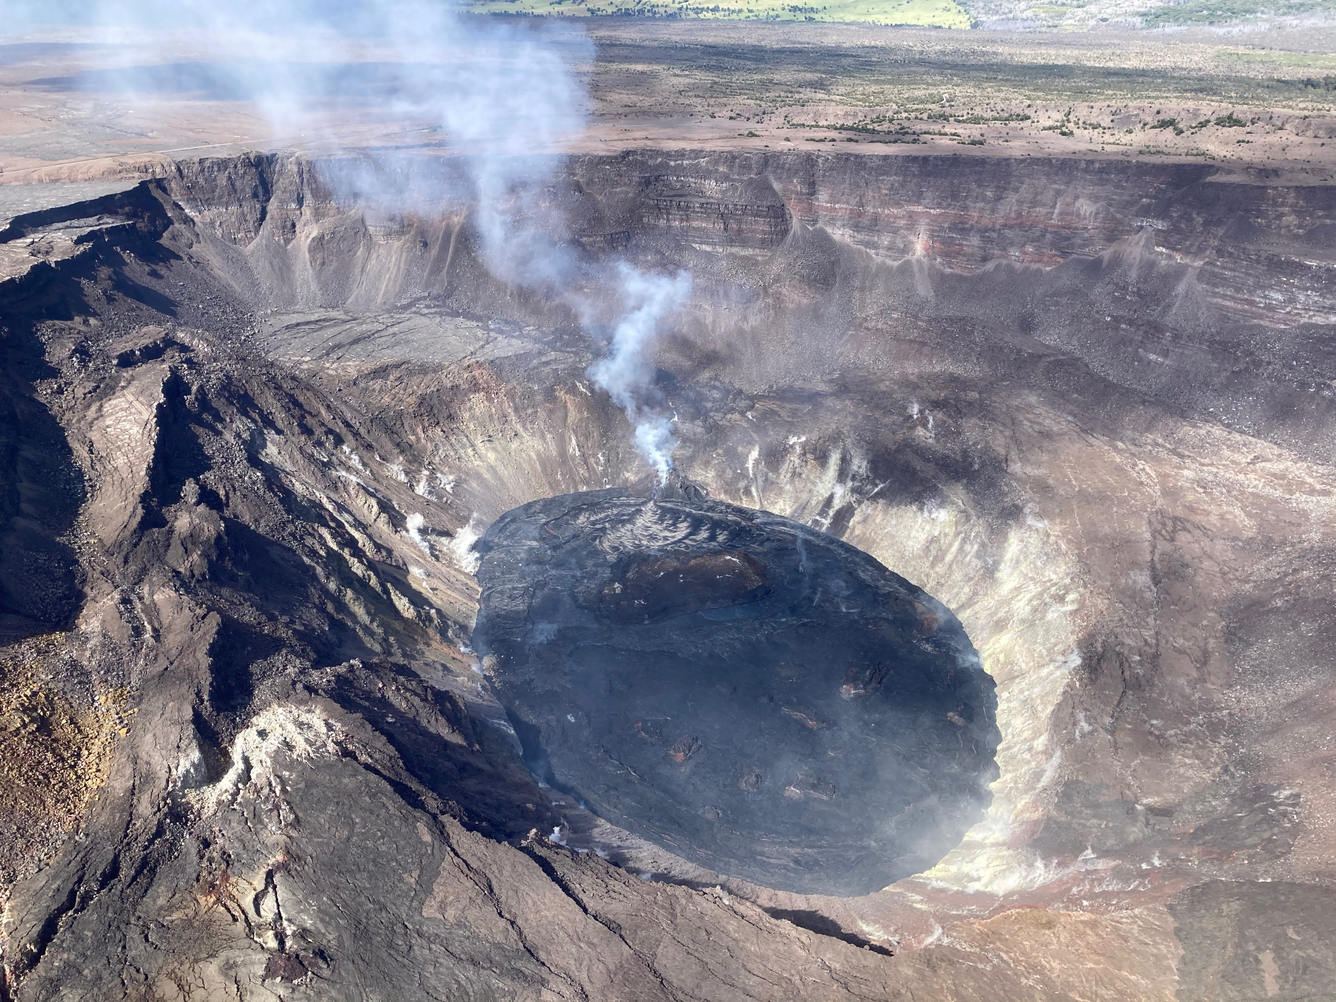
left=1216, top=49, right=1336, bottom=72
left=1139, top=0, right=1335, bottom=27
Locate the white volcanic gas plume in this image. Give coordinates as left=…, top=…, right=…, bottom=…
left=588, top=266, right=693, bottom=482
left=10, top=0, right=692, bottom=479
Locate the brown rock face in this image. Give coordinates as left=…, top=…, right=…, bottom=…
left=0, top=149, right=1333, bottom=1000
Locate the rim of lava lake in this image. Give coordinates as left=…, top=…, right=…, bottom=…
left=472, top=485, right=1000, bottom=896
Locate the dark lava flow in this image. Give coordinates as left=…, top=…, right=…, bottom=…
left=473, top=487, right=1000, bottom=896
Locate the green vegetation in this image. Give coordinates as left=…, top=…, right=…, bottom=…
left=467, top=0, right=972, bottom=26
left=1138, top=0, right=1334, bottom=27
left=1216, top=50, right=1336, bottom=72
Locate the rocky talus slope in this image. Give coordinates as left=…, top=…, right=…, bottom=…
left=0, top=150, right=1333, bottom=1000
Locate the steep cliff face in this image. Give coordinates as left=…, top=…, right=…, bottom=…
left=157, top=150, right=1336, bottom=459
left=1, top=151, right=1334, bottom=1000
left=160, top=150, right=1336, bottom=326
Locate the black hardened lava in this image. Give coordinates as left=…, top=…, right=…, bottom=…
left=472, top=487, right=1000, bottom=896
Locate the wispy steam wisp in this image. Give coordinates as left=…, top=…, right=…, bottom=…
left=10, top=0, right=693, bottom=478
left=588, top=265, right=693, bottom=482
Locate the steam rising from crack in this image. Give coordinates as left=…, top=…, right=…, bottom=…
left=588, top=266, right=693, bottom=482
left=12, top=0, right=692, bottom=477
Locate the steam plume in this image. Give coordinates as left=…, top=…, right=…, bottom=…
left=8, top=0, right=692, bottom=478
left=588, top=266, right=693, bottom=482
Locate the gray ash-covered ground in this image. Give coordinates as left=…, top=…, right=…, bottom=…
left=473, top=485, right=1000, bottom=895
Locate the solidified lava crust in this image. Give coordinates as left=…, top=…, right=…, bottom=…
left=473, top=487, right=1001, bottom=896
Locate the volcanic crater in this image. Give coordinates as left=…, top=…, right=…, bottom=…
left=0, top=150, right=1334, bottom=1000
left=473, top=487, right=1000, bottom=895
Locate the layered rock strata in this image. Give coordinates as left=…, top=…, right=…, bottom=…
left=0, top=149, right=1332, bottom=1000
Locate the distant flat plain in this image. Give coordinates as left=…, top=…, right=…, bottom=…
left=0, top=21, right=1333, bottom=182
left=585, top=21, right=1336, bottom=173
left=467, top=0, right=1335, bottom=32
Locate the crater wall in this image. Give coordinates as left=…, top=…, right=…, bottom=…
left=1, top=152, right=1333, bottom=1001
